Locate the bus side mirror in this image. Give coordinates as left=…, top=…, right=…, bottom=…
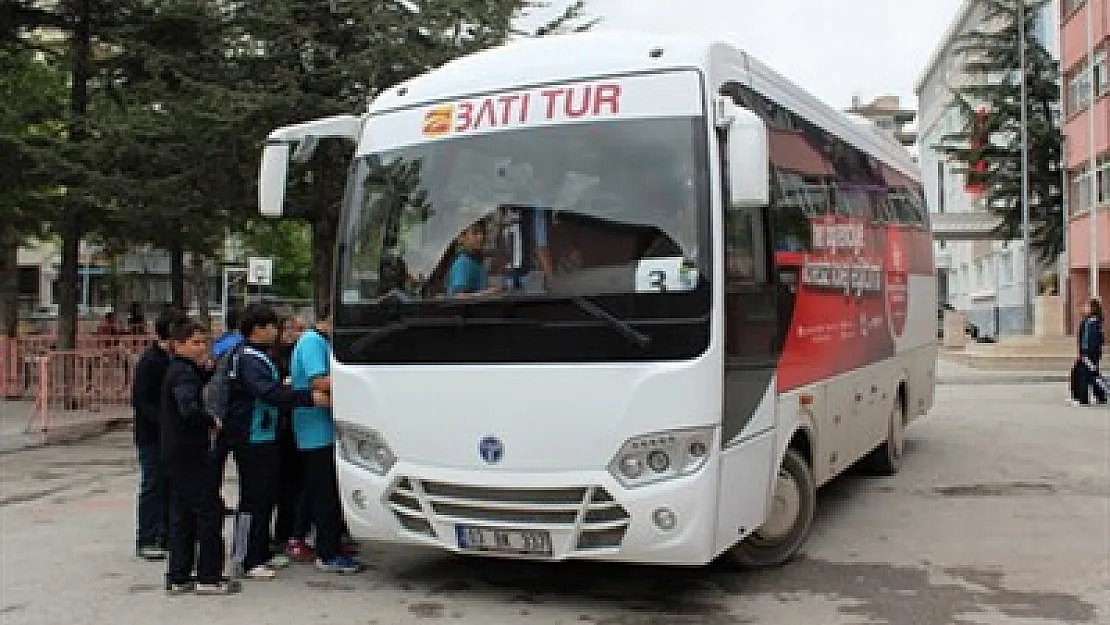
left=257, top=115, right=365, bottom=218
left=715, top=98, right=769, bottom=207
left=259, top=142, right=291, bottom=217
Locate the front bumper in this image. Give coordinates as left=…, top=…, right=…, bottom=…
left=336, top=458, right=720, bottom=565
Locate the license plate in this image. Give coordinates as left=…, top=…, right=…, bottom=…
left=455, top=525, right=552, bottom=556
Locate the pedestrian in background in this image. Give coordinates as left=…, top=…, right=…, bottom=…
left=1070, top=298, right=1106, bottom=406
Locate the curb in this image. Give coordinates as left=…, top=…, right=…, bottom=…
left=0, top=418, right=130, bottom=456
left=937, top=375, right=1068, bottom=385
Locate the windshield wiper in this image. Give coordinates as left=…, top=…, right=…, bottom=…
left=350, top=313, right=538, bottom=353
left=569, top=296, right=651, bottom=349
left=351, top=315, right=468, bottom=353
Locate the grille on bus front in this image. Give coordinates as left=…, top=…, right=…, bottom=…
left=385, top=477, right=630, bottom=551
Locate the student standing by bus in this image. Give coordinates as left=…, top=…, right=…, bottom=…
left=160, top=319, right=239, bottom=595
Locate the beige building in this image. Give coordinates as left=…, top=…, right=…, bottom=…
left=846, top=95, right=918, bottom=148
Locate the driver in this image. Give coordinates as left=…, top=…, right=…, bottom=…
left=446, top=222, right=501, bottom=298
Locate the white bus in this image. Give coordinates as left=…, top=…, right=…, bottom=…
left=258, top=31, right=936, bottom=567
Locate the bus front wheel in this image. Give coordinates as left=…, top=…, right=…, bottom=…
left=727, top=448, right=815, bottom=567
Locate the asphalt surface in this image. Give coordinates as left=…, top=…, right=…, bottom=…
left=0, top=379, right=1106, bottom=625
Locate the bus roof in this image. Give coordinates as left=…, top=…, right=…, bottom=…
left=369, top=31, right=919, bottom=182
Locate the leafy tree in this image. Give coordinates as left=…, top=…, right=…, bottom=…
left=240, top=220, right=314, bottom=299
left=936, top=0, right=1063, bottom=262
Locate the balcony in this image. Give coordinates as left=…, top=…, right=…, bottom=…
left=931, top=212, right=1005, bottom=241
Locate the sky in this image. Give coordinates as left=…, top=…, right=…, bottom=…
left=525, top=0, right=967, bottom=115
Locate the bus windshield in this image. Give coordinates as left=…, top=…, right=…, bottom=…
left=335, top=116, right=712, bottom=364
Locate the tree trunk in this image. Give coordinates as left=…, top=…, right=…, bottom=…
left=169, top=239, right=185, bottom=311
left=191, top=252, right=210, bottom=326
left=0, top=225, right=18, bottom=338
left=58, top=0, right=91, bottom=351
left=109, top=253, right=122, bottom=314
left=312, top=178, right=338, bottom=318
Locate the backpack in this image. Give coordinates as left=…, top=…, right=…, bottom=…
left=203, top=344, right=242, bottom=422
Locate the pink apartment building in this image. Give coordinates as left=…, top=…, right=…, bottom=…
left=1064, top=0, right=1110, bottom=328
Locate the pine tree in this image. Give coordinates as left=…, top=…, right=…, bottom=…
left=936, top=0, right=1063, bottom=263
left=88, top=0, right=260, bottom=310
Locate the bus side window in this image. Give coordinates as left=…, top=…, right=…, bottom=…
left=771, top=172, right=815, bottom=253
left=724, top=203, right=767, bottom=284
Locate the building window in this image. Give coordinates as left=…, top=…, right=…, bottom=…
left=1068, top=64, right=1092, bottom=114
left=1095, top=48, right=1108, bottom=98
left=1099, top=157, right=1110, bottom=206
left=975, top=259, right=986, bottom=291
left=1064, top=0, right=1087, bottom=15
left=1071, top=165, right=1093, bottom=213
left=999, top=252, right=1014, bottom=285
left=937, top=162, right=946, bottom=214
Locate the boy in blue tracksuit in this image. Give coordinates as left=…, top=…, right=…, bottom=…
left=224, top=305, right=326, bottom=580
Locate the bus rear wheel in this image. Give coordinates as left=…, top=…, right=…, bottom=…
left=866, top=393, right=906, bottom=476
left=727, top=448, right=815, bottom=567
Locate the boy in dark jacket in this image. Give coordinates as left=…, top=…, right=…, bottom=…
left=224, top=305, right=326, bottom=580
left=161, top=319, right=240, bottom=595
left=131, top=309, right=178, bottom=561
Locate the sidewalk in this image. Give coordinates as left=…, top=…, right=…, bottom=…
left=935, top=357, right=1068, bottom=385
left=0, top=400, right=130, bottom=454
left=0, top=401, right=40, bottom=453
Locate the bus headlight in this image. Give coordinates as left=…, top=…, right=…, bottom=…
left=608, top=427, right=715, bottom=488
left=336, top=423, right=396, bottom=476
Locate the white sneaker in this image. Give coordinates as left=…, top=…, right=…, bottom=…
left=136, top=545, right=168, bottom=561
left=1067, top=399, right=1084, bottom=407
left=242, top=565, right=277, bottom=580
left=194, top=579, right=242, bottom=595
left=267, top=553, right=291, bottom=569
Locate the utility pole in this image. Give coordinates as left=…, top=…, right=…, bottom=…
left=1017, top=0, right=1033, bottom=334
left=1087, top=0, right=1099, bottom=300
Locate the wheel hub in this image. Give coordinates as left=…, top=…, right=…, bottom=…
left=757, top=469, right=801, bottom=541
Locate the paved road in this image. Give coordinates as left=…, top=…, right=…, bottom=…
left=1, top=380, right=1107, bottom=625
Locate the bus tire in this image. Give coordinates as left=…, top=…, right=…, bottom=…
left=727, top=448, right=815, bottom=568
left=866, top=392, right=906, bottom=476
